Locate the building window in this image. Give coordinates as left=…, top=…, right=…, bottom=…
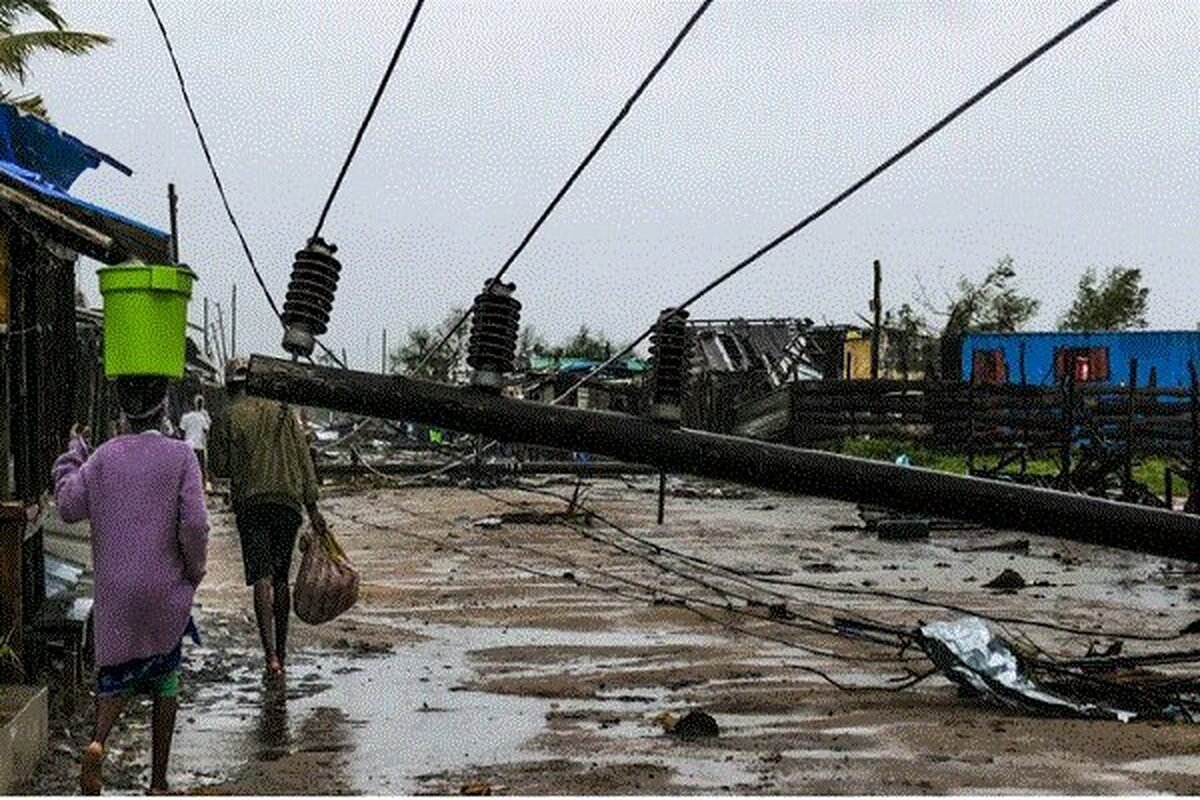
left=1054, top=346, right=1110, bottom=383
left=971, top=348, right=1008, bottom=385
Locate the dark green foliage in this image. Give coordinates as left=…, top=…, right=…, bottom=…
left=1059, top=266, right=1150, bottom=331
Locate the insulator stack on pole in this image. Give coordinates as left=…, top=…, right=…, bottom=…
left=647, top=307, right=692, bottom=523
left=466, top=279, right=521, bottom=391
left=281, top=237, right=341, bottom=359
left=647, top=307, right=691, bottom=424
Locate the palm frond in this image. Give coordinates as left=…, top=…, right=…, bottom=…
left=0, top=86, right=47, bottom=118
left=0, top=29, right=109, bottom=82
left=0, top=0, right=66, bottom=34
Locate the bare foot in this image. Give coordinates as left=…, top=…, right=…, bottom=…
left=80, top=741, right=104, bottom=795
left=265, top=655, right=284, bottom=676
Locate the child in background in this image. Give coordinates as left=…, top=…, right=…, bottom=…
left=53, top=376, right=209, bottom=795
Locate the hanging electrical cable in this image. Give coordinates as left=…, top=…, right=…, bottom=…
left=147, top=0, right=350, bottom=368
left=282, top=0, right=425, bottom=359
left=146, top=0, right=283, bottom=323
left=310, top=0, right=425, bottom=241
left=552, top=0, right=1121, bottom=403
left=412, top=0, right=714, bottom=374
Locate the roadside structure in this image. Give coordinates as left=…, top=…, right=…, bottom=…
left=963, top=330, right=1200, bottom=388
left=0, top=103, right=170, bottom=789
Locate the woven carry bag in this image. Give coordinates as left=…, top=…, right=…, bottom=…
left=293, top=522, right=360, bottom=624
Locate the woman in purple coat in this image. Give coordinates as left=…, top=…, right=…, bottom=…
left=53, top=376, right=209, bottom=795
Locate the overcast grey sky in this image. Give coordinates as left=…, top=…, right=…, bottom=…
left=35, top=0, right=1199, bottom=364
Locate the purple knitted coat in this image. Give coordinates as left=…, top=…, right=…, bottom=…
left=52, top=432, right=208, bottom=667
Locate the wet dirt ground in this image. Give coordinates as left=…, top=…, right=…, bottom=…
left=25, top=477, right=1200, bottom=794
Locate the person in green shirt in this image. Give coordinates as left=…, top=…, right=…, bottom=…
left=224, top=358, right=326, bottom=676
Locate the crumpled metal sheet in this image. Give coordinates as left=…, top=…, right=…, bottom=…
left=919, top=616, right=1137, bottom=722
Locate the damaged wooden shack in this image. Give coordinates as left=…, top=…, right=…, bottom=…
left=0, top=104, right=181, bottom=791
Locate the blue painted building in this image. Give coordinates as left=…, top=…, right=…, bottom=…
left=961, top=331, right=1200, bottom=388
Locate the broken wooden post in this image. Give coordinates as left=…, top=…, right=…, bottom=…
left=167, top=183, right=179, bottom=264
left=870, top=259, right=882, bottom=381
left=1187, top=360, right=1199, bottom=514
left=1123, top=357, right=1138, bottom=497
left=657, top=471, right=667, bottom=525
left=246, top=355, right=1200, bottom=562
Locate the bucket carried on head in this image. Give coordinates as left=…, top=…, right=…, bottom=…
left=98, top=263, right=196, bottom=378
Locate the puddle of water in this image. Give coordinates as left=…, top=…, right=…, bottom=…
left=173, top=623, right=740, bottom=793
left=1122, top=756, right=1200, bottom=776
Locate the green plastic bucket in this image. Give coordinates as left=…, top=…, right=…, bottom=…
left=98, top=263, right=196, bottom=378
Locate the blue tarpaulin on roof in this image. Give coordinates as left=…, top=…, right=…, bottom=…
left=0, top=104, right=130, bottom=190
left=0, top=103, right=167, bottom=240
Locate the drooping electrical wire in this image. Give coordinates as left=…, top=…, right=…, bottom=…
left=554, top=0, right=1122, bottom=402
left=412, top=0, right=715, bottom=373
left=311, top=0, right=425, bottom=240
left=147, top=0, right=350, bottom=368
left=146, top=0, right=282, bottom=323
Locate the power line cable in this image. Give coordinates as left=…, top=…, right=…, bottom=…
left=147, top=0, right=353, bottom=369
left=146, top=0, right=283, bottom=323
left=311, top=0, right=425, bottom=240
left=413, top=0, right=715, bottom=373
left=553, top=0, right=1122, bottom=402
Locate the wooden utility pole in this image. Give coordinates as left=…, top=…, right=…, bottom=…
left=381, top=329, right=388, bottom=373
left=869, top=259, right=882, bottom=381
left=246, top=354, right=1200, bottom=563
left=203, top=297, right=210, bottom=359
left=167, top=183, right=179, bottom=264
left=215, top=302, right=228, bottom=366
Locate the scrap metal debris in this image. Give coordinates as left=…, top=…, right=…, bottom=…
left=917, top=617, right=1200, bottom=723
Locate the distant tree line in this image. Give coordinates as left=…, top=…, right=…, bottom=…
left=881, top=258, right=1154, bottom=378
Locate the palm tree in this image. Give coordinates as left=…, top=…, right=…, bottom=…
left=0, top=0, right=109, bottom=119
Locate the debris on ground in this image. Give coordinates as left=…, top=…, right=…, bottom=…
left=461, top=780, right=493, bottom=795
left=982, top=568, right=1027, bottom=590
left=668, top=710, right=720, bottom=740
left=472, top=516, right=504, bottom=529
left=959, top=539, right=1031, bottom=554
left=497, top=508, right=589, bottom=526
left=917, top=616, right=1200, bottom=723
left=875, top=519, right=931, bottom=541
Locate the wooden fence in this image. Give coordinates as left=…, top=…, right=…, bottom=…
left=689, top=363, right=1200, bottom=508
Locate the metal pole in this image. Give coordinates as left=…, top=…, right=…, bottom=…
left=1018, top=341, right=1028, bottom=477
left=381, top=328, right=388, bottom=374
left=1123, top=357, right=1138, bottom=496
left=230, top=284, right=237, bottom=358
left=203, top=297, right=210, bottom=359
left=246, top=355, right=1200, bottom=562
left=870, top=259, right=882, bottom=381
left=657, top=471, right=667, bottom=524
left=167, top=183, right=179, bottom=264
left=1187, top=360, right=1199, bottom=514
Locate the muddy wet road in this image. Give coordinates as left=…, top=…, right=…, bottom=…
left=26, top=479, right=1200, bottom=794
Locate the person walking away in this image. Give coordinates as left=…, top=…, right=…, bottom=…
left=53, top=376, right=208, bottom=795
left=179, top=394, right=212, bottom=490
left=225, top=358, right=325, bottom=676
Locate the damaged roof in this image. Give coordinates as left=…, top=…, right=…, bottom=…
left=0, top=104, right=170, bottom=264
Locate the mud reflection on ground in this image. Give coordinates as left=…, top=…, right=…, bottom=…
left=25, top=480, right=1200, bottom=794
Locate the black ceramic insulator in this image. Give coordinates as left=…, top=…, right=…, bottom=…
left=649, top=307, right=691, bottom=408
left=466, top=279, right=521, bottom=376
left=281, top=237, right=341, bottom=357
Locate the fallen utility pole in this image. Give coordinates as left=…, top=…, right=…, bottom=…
left=318, top=460, right=658, bottom=479
left=247, top=355, right=1200, bottom=563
